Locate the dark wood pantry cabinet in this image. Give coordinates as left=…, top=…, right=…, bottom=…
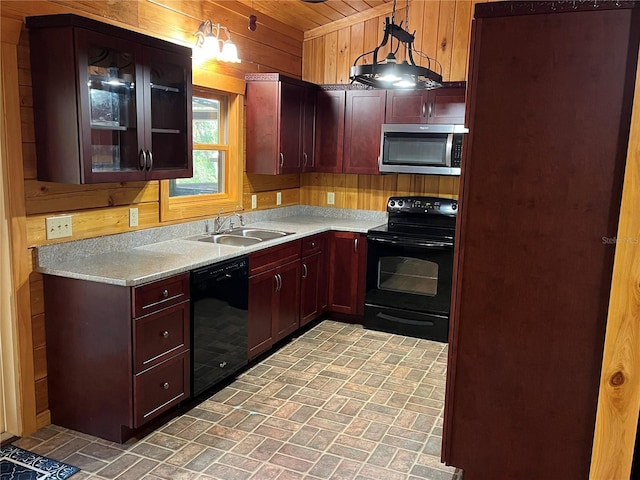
left=245, top=73, right=317, bottom=175
left=26, top=14, right=192, bottom=184
left=43, top=273, right=191, bottom=443
left=385, top=85, right=466, bottom=125
left=442, top=3, right=640, bottom=480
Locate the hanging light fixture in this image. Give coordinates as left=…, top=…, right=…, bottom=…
left=193, top=20, right=241, bottom=63
left=349, top=0, right=442, bottom=90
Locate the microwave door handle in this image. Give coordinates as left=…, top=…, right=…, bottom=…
left=445, top=133, right=454, bottom=167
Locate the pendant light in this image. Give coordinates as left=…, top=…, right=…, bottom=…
left=349, top=0, right=442, bottom=90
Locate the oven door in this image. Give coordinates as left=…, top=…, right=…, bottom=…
left=364, top=234, right=453, bottom=341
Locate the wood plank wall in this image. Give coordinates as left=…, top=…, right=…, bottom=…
left=299, top=0, right=480, bottom=210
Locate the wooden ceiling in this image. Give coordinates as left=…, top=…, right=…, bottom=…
left=234, top=0, right=394, bottom=34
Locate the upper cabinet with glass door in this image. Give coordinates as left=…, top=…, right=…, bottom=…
left=26, top=14, right=192, bottom=184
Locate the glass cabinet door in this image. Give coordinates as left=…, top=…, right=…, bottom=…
left=143, top=47, right=192, bottom=180
left=76, top=29, right=145, bottom=182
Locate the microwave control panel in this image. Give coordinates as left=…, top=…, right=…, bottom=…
left=451, top=135, right=464, bottom=168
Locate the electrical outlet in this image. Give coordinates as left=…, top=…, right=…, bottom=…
left=129, top=208, right=139, bottom=227
left=251, top=194, right=257, bottom=209
left=276, top=191, right=282, bottom=205
left=327, top=192, right=335, bottom=205
left=45, top=215, right=72, bottom=240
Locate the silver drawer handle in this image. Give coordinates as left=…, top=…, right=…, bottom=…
left=162, top=330, right=169, bottom=338
left=162, top=289, right=169, bottom=298
left=163, top=382, right=169, bottom=390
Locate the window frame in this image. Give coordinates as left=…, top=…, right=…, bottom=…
left=160, top=86, right=242, bottom=222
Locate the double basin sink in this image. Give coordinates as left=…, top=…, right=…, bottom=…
left=190, top=227, right=293, bottom=248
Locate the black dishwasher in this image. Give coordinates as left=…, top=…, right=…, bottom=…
left=191, top=256, right=248, bottom=397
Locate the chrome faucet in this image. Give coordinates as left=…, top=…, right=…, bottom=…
left=213, top=206, right=245, bottom=233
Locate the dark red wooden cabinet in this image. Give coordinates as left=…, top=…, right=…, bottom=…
left=328, top=231, right=367, bottom=315
left=343, top=90, right=386, bottom=175
left=27, top=14, right=192, bottom=184
left=43, top=273, right=191, bottom=443
left=385, top=86, right=466, bottom=125
left=314, top=90, right=345, bottom=173
left=300, top=233, right=329, bottom=326
left=314, top=87, right=385, bottom=175
left=248, top=241, right=302, bottom=358
left=442, top=3, right=640, bottom=480
left=245, top=73, right=317, bottom=175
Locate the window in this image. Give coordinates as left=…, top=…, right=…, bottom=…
left=170, top=92, right=227, bottom=196
left=160, top=86, right=242, bottom=222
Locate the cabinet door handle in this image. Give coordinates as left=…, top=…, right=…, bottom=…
left=354, top=237, right=359, bottom=253
left=146, top=150, right=153, bottom=171
left=302, top=263, right=308, bottom=279
left=422, top=102, right=427, bottom=117
left=162, top=382, right=169, bottom=390
left=162, top=330, right=169, bottom=338
left=279, top=152, right=284, bottom=168
left=303, top=152, right=308, bottom=167
left=428, top=102, right=433, bottom=118
left=274, top=274, right=281, bottom=292
left=138, top=149, right=146, bottom=170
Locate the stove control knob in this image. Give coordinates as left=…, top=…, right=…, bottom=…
left=389, top=200, right=396, bottom=207
left=452, top=203, right=458, bottom=211
left=398, top=200, right=404, bottom=207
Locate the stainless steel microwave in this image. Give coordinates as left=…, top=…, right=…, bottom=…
left=379, top=124, right=469, bottom=175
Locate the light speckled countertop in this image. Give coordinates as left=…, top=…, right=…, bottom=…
left=34, top=209, right=386, bottom=287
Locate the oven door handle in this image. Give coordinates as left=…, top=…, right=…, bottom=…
left=367, top=235, right=452, bottom=249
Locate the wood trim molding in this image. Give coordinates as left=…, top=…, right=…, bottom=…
left=590, top=43, right=640, bottom=480
left=303, top=2, right=394, bottom=41
left=1, top=40, right=37, bottom=435
left=1, top=16, right=22, bottom=45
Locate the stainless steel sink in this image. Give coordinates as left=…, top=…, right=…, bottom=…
left=225, top=228, right=292, bottom=240
left=197, top=235, right=262, bottom=247
left=187, top=227, right=292, bottom=247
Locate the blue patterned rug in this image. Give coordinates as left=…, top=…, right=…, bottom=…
left=0, top=445, right=79, bottom=479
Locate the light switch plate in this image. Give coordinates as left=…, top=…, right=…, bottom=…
left=276, top=192, right=282, bottom=205
left=46, top=215, right=72, bottom=240
left=251, top=194, right=257, bottom=209
left=327, top=192, right=335, bottom=205
left=129, top=208, right=139, bottom=227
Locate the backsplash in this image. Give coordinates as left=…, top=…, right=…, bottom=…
left=35, top=205, right=387, bottom=268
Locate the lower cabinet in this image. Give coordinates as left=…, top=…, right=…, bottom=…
left=43, top=272, right=190, bottom=443
left=300, top=233, right=329, bottom=327
left=248, top=231, right=366, bottom=359
left=328, top=231, right=367, bottom=315
left=248, top=241, right=301, bottom=359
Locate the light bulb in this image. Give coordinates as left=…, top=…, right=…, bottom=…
left=221, top=40, right=241, bottom=63
left=393, top=75, right=416, bottom=88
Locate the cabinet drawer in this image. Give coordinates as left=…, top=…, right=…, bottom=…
left=133, top=351, right=190, bottom=427
left=133, top=273, right=189, bottom=318
left=133, top=301, right=190, bottom=373
left=250, top=240, right=301, bottom=275
left=301, top=233, right=326, bottom=256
